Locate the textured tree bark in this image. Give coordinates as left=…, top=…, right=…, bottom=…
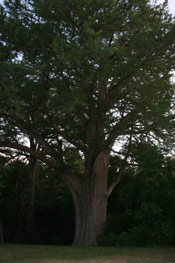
left=72, top=151, right=109, bottom=246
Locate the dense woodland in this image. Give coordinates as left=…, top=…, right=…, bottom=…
left=1, top=143, right=175, bottom=246
left=1, top=0, right=175, bottom=246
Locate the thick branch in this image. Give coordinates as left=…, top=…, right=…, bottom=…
left=0, top=140, right=82, bottom=194
left=0, top=141, right=57, bottom=169
left=28, top=130, right=60, bottom=158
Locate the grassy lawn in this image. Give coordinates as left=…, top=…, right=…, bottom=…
left=0, top=244, right=175, bottom=263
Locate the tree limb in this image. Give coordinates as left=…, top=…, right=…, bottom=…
left=0, top=141, right=57, bottom=169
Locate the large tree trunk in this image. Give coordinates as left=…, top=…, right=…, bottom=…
left=71, top=151, right=109, bottom=246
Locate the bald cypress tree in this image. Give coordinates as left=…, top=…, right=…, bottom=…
left=0, top=0, right=175, bottom=245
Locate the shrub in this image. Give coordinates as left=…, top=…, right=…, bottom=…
left=98, top=232, right=118, bottom=246
left=115, top=222, right=175, bottom=247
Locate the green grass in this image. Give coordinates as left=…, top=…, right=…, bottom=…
left=0, top=244, right=175, bottom=263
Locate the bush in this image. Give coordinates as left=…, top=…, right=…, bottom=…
left=115, top=222, right=175, bottom=247
left=99, top=221, right=175, bottom=247
left=116, top=224, right=154, bottom=246
left=160, top=222, right=175, bottom=245
left=98, top=232, right=118, bottom=246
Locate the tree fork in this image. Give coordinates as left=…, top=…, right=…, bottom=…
left=72, top=151, right=109, bottom=246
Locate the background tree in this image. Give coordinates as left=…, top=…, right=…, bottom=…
left=0, top=0, right=175, bottom=245
left=0, top=155, right=9, bottom=243
left=0, top=158, right=75, bottom=245
left=25, top=137, right=39, bottom=238
left=0, top=140, right=40, bottom=241
left=1, top=143, right=175, bottom=246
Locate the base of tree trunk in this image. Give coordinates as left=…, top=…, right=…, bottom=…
left=71, top=152, right=109, bottom=246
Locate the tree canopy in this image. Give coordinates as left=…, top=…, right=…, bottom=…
left=0, top=0, right=175, bottom=245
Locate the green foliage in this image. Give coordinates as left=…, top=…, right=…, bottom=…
left=1, top=143, right=175, bottom=246
left=1, top=0, right=175, bottom=246
left=102, top=144, right=175, bottom=247
left=135, top=202, right=163, bottom=224
left=0, top=0, right=175, bottom=152
left=114, top=221, right=175, bottom=247
left=64, top=147, right=84, bottom=174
